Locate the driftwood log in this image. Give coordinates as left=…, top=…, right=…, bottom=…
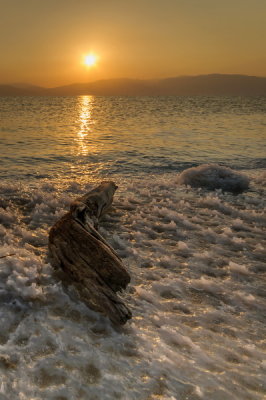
left=48, top=181, right=131, bottom=325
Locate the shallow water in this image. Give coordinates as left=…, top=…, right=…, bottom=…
left=0, top=96, right=265, bottom=399
left=1, top=96, right=265, bottom=181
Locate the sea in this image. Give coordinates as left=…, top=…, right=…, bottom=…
left=0, top=95, right=265, bottom=400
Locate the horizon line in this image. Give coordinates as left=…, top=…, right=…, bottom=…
left=3, top=73, right=266, bottom=89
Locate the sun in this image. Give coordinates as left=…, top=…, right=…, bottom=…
left=84, top=53, right=97, bottom=67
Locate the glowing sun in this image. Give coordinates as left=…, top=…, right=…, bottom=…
left=84, top=54, right=97, bottom=67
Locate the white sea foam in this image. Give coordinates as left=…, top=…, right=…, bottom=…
left=0, top=172, right=265, bottom=399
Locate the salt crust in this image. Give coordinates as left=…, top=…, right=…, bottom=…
left=177, top=163, right=250, bottom=193
left=0, top=172, right=265, bottom=400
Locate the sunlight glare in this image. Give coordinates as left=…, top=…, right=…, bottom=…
left=84, top=54, right=97, bottom=67
left=76, top=96, right=93, bottom=155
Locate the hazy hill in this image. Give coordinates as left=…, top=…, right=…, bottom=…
left=0, top=84, right=47, bottom=96
left=155, top=75, right=266, bottom=96
left=48, top=78, right=156, bottom=96
left=1, top=74, right=266, bottom=96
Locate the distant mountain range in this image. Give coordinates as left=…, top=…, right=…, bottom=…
left=1, top=74, right=266, bottom=96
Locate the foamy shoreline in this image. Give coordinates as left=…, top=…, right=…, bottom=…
left=0, top=169, right=265, bottom=399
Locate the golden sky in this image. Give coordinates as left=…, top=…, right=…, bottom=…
left=1, top=0, right=265, bottom=87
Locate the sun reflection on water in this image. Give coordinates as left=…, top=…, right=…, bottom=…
left=76, top=95, right=95, bottom=156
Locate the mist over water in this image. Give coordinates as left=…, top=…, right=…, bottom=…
left=0, top=96, right=265, bottom=399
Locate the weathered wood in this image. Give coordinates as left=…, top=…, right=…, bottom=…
left=70, top=181, right=118, bottom=229
left=48, top=181, right=131, bottom=325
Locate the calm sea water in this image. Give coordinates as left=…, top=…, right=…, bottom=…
left=0, top=96, right=265, bottom=181
left=0, top=96, right=265, bottom=400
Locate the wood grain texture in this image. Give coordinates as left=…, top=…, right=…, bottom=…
left=48, top=182, right=131, bottom=325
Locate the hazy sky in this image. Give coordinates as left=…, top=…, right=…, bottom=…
left=1, top=0, right=265, bottom=86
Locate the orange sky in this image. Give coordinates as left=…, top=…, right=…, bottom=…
left=1, top=0, right=265, bottom=87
